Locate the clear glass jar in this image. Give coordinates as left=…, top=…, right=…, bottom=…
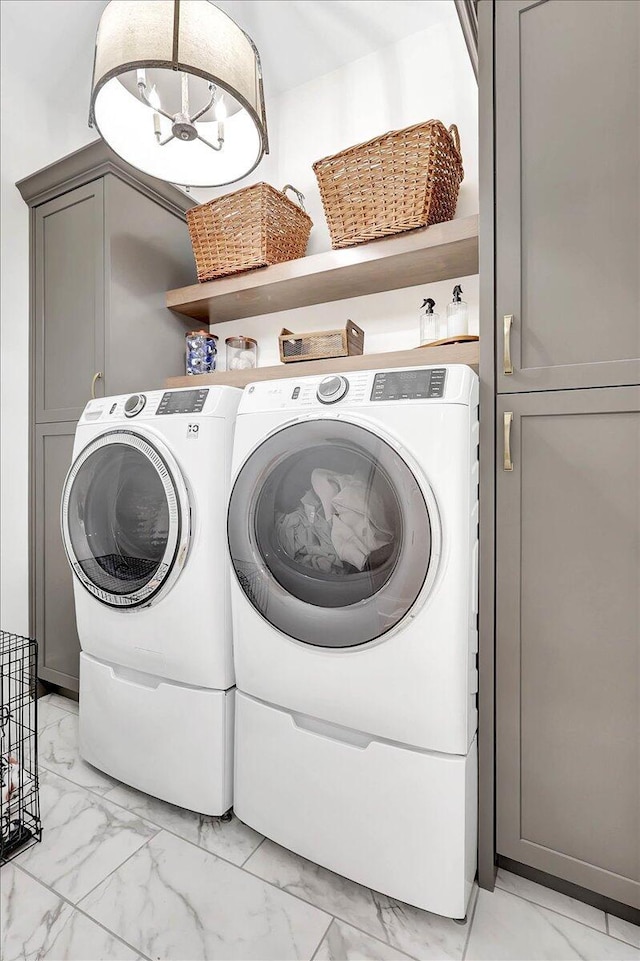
left=185, top=331, right=218, bottom=375
left=226, top=336, right=257, bottom=370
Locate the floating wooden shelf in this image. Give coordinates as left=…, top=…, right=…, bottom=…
left=166, top=340, right=479, bottom=389
left=167, top=215, right=478, bottom=324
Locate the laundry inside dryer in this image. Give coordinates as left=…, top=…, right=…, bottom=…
left=259, top=441, right=400, bottom=604
left=229, top=415, right=433, bottom=646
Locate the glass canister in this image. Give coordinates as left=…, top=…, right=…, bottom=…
left=185, top=331, right=218, bottom=375
left=226, top=336, right=257, bottom=371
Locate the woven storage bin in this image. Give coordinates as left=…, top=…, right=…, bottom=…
left=186, top=183, right=312, bottom=283
left=279, top=322, right=364, bottom=363
left=313, top=120, right=463, bottom=249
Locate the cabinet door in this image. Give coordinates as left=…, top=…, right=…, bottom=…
left=104, top=175, right=195, bottom=395
left=34, top=423, right=80, bottom=690
left=496, top=388, right=640, bottom=908
left=35, top=180, right=105, bottom=422
left=495, top=0, right=640, bottom=392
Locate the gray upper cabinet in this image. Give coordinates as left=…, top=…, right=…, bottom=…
left=495, top=0, right=640, bottom=393
left=496, top=387, right=640, bottom=908
left=32, top=169, right=196, bottom=424
left=35, top=180, right=105, bottom=422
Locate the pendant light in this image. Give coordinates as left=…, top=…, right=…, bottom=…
left=89, top=0, right=269, bottom=188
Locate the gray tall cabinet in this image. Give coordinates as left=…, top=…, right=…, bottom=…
left=18, top=141, right=196, bottom=692
left=479, top=0, right=639, bottom=916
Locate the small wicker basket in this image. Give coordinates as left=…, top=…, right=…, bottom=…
left=313, top=120, right=463, bottom=249
left=186, top=183, right=313, bottom=283
left=279, top=322, right=365, bottom=363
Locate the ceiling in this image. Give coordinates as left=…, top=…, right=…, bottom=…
left=1, top=0, right=457, bottom=101
left=218, top=1, right=456, bottom=95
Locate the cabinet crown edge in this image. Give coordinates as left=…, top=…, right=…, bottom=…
left=16, top=139, right=195, bottom=219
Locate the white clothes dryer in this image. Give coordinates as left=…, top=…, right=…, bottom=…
left=228, top=365, right=478, bottom=918
left=61, top=385, right=241, bottom=815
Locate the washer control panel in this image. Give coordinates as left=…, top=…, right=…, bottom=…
left=156, top=388, right=209, bottom=415
left=371, top=368, right=446, bottom=401
left=317, top=375, right=349, bottom=404
left=79, top=386, right=230, bottom=424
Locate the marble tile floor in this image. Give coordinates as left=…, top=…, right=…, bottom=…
left=1, top=692, right=638, bottom=961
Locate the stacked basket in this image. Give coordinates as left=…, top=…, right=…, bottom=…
left=186, top=183, right=312, bottom=283
left=185, top=119, right=463, bottom=281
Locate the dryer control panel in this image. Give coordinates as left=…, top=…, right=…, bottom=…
left=238, top=364, right=475, bottom=414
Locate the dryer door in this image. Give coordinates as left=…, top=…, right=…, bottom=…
left=61, top=430, right=191, bottom=608
left=228, top=418, right=439, bottom=647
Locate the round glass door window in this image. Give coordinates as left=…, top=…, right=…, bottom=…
left=228, top=419, right=438, bottom=647
left=61, top=431, right=189, bottom=608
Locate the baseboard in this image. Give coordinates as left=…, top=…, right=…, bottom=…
left=497, top=855, right=640, bottom=926
left=38, top=680, right=79, bottom=704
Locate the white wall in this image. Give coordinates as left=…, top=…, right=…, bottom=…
left=0, top=1, right=476, bottom=634
left=194, top=15, right=478, bottom=367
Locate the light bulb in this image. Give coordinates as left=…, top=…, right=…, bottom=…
left=214, top=98, right=227, bottom=122
left=215, top=97, right=226, bottom=144
left=148, top=85, right=162, bottom=141
left=136, top=68, right=146, bottom=88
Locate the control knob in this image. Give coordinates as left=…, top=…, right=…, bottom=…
left=317, top=375, right=349, bottom=404
left=124, top=393, right=146, bottom=417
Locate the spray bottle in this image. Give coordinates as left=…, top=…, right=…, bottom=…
left=419, top=298, right=440, bottom=344
left=447, top=284, right=469, bottom=338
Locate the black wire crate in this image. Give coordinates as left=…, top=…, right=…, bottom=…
left=1, top=631, right=42, bottom=863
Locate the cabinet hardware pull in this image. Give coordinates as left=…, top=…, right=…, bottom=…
left=503, top=314, right=514, bottom=375
left=504, top=411, right=514, bottom=471
left=91, top=371, right=103, bottom=399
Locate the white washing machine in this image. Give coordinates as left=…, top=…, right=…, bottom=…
left=61, top=385, right=241, bottom=815
left=228, top=364, right=478, bottom=918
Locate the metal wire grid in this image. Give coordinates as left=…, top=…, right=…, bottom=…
left=234, top=560, right=270, bottom=615
left=80, top=553, right=159, bottom=592
left=1, top=631, right=42, bottom=863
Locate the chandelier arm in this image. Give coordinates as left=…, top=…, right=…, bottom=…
left=190, top=87, right=217, bottom=124
left=158, top=132, right=177, bottom=147
left=137, top=84, right=174, bottom=123
left=196, top=131, right=224, bottom=152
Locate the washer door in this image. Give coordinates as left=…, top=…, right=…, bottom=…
left=228, top=419, right=439, bottom=647
left=61, top=430, right=190, bottom=608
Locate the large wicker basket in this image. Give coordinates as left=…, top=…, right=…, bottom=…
left=186, top=183, right=313, bottom=282
left=313, top=120, right=463, bottom=249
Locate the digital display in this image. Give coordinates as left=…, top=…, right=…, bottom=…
left=371, top=368, right=446, bottom=401
left=157, top=389, right=209, bottom=415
